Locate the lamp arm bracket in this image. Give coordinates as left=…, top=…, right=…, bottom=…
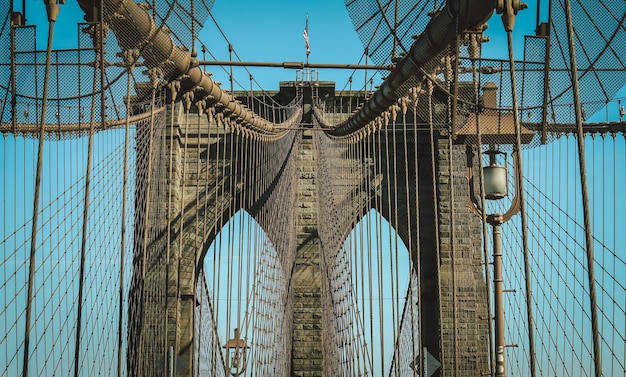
left=466, top=166, right=484, bottom=217
left=502, top=150, right=521, bottom=222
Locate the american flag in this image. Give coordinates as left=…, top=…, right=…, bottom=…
left=303, top=14, right=310, bottom=59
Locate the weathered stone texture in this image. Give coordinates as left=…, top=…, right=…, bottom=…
left=437, top=137, right=490, bottom=376
left=135, top=98, right=490, bottom=377
left=292, top=133, right=325, bottom=377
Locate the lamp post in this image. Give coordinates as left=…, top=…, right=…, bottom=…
left=223, top=328, right=249, bottom=377
left=488, top=211, right=507, bottom=377
left=467, top=148, right=520, bottom=377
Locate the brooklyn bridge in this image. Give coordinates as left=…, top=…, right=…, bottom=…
left=0, top=0, right=624, bottom=376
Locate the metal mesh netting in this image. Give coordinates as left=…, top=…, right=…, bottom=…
left=344, top=0, right=436, bottom=64
left=0, top=3, right=13, bottom=104
left=0, top=21, right=160, bottom=136
left=342, top=0, right=625, bottom=143
left=547, top=0, right=626, bottom=119
left=0, top=0, right=216, bottom=136
left=149, top=0, right=215, bottom=50
left=445, top=37, right=548, bottom=150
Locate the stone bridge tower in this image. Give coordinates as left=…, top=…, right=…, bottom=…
left=129, top=80, right=490, bottom=377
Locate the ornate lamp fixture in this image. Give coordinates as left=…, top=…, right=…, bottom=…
left=223, top=328, right=249, bottom=377
left=482, top=149, right=508, bottom=200
left=467, top=146, right=520, bottom=377
left=467, top=147, right=521, bottom=225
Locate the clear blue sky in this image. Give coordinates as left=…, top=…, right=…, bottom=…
left=202, top=0, right=369, bottom=90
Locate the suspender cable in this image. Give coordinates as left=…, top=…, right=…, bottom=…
left=389, top=105, right=401, bottom=375
left=22, top=2, right=59, bottom=376
left=377, top=118, right=386, bottom=377
left=562, top=1, right=602, bottom=375
left=366, top=133, right=375, bottom=374
left=445, top=43, right=460, bottom=376
left=199, top=105, right=213, bottom=373
left=165, top=80, right=179, bottom=375
left=355, top=136, right=365, bottom=376
left=175, top=90, right=192, bottom=371
left=411, top=89, right=422, bottom=377
left=74, top=13, right=102, bottom=377
left=119, top=48, right=138, bottom=377
left=447, top=94, right=459, bottom=377
left=427, top=78, right=445, bottom=374
left=224, top=119, right=239, bottom=371
left=212, top=113, right=226, bottom=376
left=193, top=99, right=204, bottom=375
left=399, top=95, right=418, bottom=377
left=503, top=10, right=538, bottom=376
left=471, top=53, right=495, bottom=377
left=236, top=136, right=247, bottom=333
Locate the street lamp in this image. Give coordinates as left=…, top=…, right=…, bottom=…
left=482, top=150, right=508, bottom=200
left=467, top=147, right=520, bottom=377
left=223, top=328, right=249, bottom=377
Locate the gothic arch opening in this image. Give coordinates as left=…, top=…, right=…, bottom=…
left=320, top=208, right=420, bottom=376
left=195, top=209, right=291, bottom=376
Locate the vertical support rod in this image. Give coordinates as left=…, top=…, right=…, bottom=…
left=446, top=34, right=459, bottom=375
left=99, top=0, right=106, bottom=136
left=119, top=50, right=136, bottom=377
left=505, top=29, right=537, bottom=377
left=470, top=53, right=495, bottom=375
left=138, top=70, right=159, bottom=376
left=540, top=39, right=550, bottom=144
left=190, top=0, right=196, bottom=58
left=563, top=1, right=602, bottom=376
left=364, top=47, right=368, bottom=103
left=448, top=119, right=459, bottom=377
left=392, top=0, right=399, bottom=59
left=74, top=17, right=103, bottom=377
left=491, top=222, right=505, bottom=377
left=426, top=87, right=445, bottom=376
left=412, top=97, right=423, bottom=377
left=229, top=43, right=234, bottom=96
left=191, top=100, right=204, bottom=375
left=175, top=93, right=192, bottom=375
left=165, top=80, right=178, bottom=377
left=348, top=77, right=353, bottom=115
left=535, top=0, right=541, bottom=29
left=451, top=34, right=461, bottom=139
left=540, top=0, right=552, bottom=144
left=22, top=4, right=58, bottom=375
left=249, top=74, right=253, bottom=110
